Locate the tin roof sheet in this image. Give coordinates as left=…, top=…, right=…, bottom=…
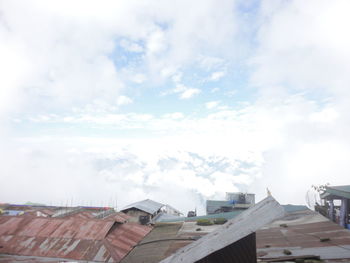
left=106, top=222, right=153, bottom=262
left=65, top=210, right=97, bottom=220
left=122, top=199, right=164, bottom=215
left=121, top=222, right=188, bottom=263
left=102, top=212, right=132, bottom=222
left=0, top=216, right=152, bottom=262
left=160, top=196, right=285, bottom=263
left=256, top=210, right=350, bottom=260
left=123, top=202, right=350, bottom=263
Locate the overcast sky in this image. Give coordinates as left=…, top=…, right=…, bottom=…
left=1, top=0, right=349, bottom=214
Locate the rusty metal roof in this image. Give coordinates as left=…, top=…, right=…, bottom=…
left=0, top=216, right=152, bottom=262
left=102, top=212, right=132, bottom=222
left=106, top=222, right=153, bottom=262
left=65, top=210, right=97, bottom=220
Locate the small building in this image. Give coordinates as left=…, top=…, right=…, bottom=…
left=206, top=192, right=255, bottom=215
left=121, top=199, right=182, bottom=224
left=319, top=185, right=350, bottom=229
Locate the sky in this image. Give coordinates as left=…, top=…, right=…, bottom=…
left=1, top=0, right=350, bottom=214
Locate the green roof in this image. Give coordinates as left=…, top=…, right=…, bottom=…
left=159, top=210, right=243, bottom=223
left=323, top=185, right=350, bottom=199
left=281, top=204, right=309, bottom=213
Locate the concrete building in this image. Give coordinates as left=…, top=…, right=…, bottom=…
left=121, top=199, right=182, bottom=224
left=206, top=192, right=255, bottom=215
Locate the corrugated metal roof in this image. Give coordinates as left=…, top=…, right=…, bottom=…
left=123, top=203, right=350, bottom=263
left=0, top=254, right=88, bottom=262
left=121, top=222, right=190, bottom=263
left=0, top=216, right=152, bottom=262
left=102, top=212, right=132, bottom=222
left=0, top=217, right=114, bottom=240
left=256, top=210, right=350, bottom=261
left=121, top=199, right=164, bottom=215
left=152, top=212, right=182, bottom=223
left=281, top=204, right=309, bottom=213
left=106, top=222, right=153, bottom=262
left=66, top=210, right=97, bottom=220
left=160, top=196, right=285, bottom=263
left=324, top=185, right=350, bottom=199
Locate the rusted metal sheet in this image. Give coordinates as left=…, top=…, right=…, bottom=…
left=106, top=223, right=153, bottom=262
left=66, top=210, right=96, bottom=220
left=0, top=216, right=152, bottom=262
left=257, top=221, right=350, bottom=249
left=0, top=217, right=114, bottom=240
left=102, top=212, right=132, bottom=223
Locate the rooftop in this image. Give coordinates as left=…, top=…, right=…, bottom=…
left=121, top=199, right=164, bottom=215
left=321, top=185, right=350, bottom=199
left=0, top=216, right=152, bottom=262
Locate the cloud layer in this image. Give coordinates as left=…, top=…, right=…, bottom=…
left=1, top=0, right=350, bottom=213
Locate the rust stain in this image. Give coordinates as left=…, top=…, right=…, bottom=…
left=0, top=216, right=152, bottom=262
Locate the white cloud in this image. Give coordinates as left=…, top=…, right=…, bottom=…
left=164, top=84, right=201, bottom=99
left=2, top=0, right=350, bottom=212
left=116, top=95, right=133, bottom=106
left=119, top=39, right=143, bottom=53
left=209, top=71, right=226, bottom=81
left=163, top=112, right=184, bottom=120
left=0, top=0, right=239, bottom=115
left=205, top=101, right=220, bottom=109
left=3, top=94, right=349, bottom=211
left=146, top=29, right=167, bottom=55
left=252, top=0, right=350, bottom=98
left=131, top=73, right=147, bottom=84
left=180, top=88, right=201, bottom=99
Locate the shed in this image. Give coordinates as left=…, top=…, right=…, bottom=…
left=121, top=199, right=165, bottom=223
